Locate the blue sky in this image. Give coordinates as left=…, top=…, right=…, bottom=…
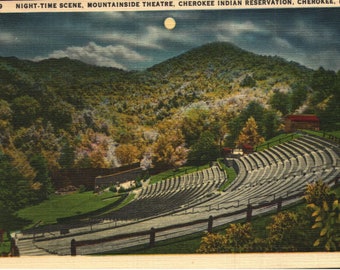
left=0, top=8, right=339, bottom=71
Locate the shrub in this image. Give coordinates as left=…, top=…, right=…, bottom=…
left=118, top=186, right=126, bottom=193
left=78, top=185, right=87, bottom=193
left=109, top=186, right=117, bottom=193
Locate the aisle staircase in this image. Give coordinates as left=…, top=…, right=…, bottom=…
left=16, top=238, right=52, bottom=256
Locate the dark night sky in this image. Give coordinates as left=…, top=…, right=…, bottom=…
left=0, top=8, right=339, bottom=71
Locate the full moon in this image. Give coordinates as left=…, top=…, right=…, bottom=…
left=164, top=17, right=176, bottom=30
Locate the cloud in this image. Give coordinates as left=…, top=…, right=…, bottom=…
left=294, top=49, right=340, bottom=71
left=272, top=37, right=293, bottom=49
left=212, top=20, right=269, bottom=37
left=1, top=10, right=339, bottom=71
left=290, top=20, right=335, bottom=44
left=33, top=42, right=148, bottom=69
left=0, top=32, right=20, bottom=44
left=97, top=24, right=197, bottom=51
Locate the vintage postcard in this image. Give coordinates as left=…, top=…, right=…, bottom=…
left=0, top=0, right=339, bottom=268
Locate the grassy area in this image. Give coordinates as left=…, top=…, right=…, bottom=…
left=256, top=129, right=340, bottom=152
left=329, top=131, right=340, bottom=138
left=107, top=193, right=135, bottom=212
left=217, top=158, right=237, bottom=191
left=255, top=133, right=300, bottom=151
left=302, top=129, right=340, bottom=139
left=149, top=164, right=210, bottom=184
left=16, top=191, right=121, bottom=228
left=100, top=230, right=206, bottom=255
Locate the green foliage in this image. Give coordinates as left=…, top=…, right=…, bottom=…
left=306, top=180, right=340, bottom=251
left=266, top=211, right=300, bottom=251
left=11, top=95, right=40, bottom=128
left=227, top=101, right=280, bottom=146
left=58, top=138, right=75, bottom=168
left=310, top=67, right=337, bottom=106
left=290, top=83, right=308, bottom=112
left=240, top=75, right=256, bottom=88
left=29, top=154, right=53, bottom=201
left=0, top=43, right=337, bottom=234
left=196, top=232, right=228, bottom=253
left=118, top=186, right=126, bottom=193
left=78, top=185, right=87, bottom=193
left=196, top=181, right=339, bottom=253
left=224, top=223, right=258, bottom=252
left=270, top=90, right=290, bottom=115
left=269, top=83, right=309, bottom=116
left=181, top=107, right=210, bottom=147
left=0, top=151, right=32, bottom=213
left=235, top=116, right=265, bottom=147
left=109, top=186, right=117, bottom=193
left=197, top=223, right=260, bottom=253
left=310, top=67, right=340, bottom=131
left=0, top=231, right=11, bottom=256
left=188, top=131, right=220, bottom=166
left=304, top=179, right=331, bottom=207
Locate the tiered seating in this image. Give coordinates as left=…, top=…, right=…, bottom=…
left=21, top=134, right=339, bottom=256
left=99, top=166, right=226, bottom=220
left=181, top=135, right=339, bottom=215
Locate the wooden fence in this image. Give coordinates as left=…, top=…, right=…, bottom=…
left=69, top=194, right=289, bottom=255
left=69, top=175, right=340, bottom=256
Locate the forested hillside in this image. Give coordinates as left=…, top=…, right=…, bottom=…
left=0, top=42, right=339, bottom=213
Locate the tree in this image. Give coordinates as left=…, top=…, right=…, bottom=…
left=153, top=129, right=188, bottom=169
left=58, top=138, right=75, bottom=169
left=29, top=154, right=53, bottom=201
left=305, top=180, right=340, bottom=251
left=240, top=75, right=256, bottom=88
left=226, top=101, right=266, bottom=146
left=224, top=223, right=257, bottom=252
left=269, top=90, right=290, bottom=115
left=235, top=116, right=265, bottom=147
left=46, top=100, right=74, bottom=131
left=11, top=95, right=40, bottom=128
left=290, top=83, right=308, bottom=112
left=308, top=68, right=339, bottom=131
left=196, top=233, right=228, bottom=253
left=304, top=179, right=330, bottom=207
left=0, top=151, right=32, bottom=213
left=197, top=223, right=258, bottom=253
left=0, top=99, right=12, bottom=146
left=308, top=198, right=340, bottom=251
left=0, top=99, right=12, bottom=125
left=317, top=93, right=340, bottom=131
left=115, top=143, right=140, bottom=165
left=262, top=110, right=280, bottom=140
left=310, top=67, right=337, bottom=106
left=181, top=107, right=210, bottom=147
left=13, top=120, right=61, bottom=171
left=188, top=131, right=219, bottom=166
left=151, top=118, right=188, bottom=169
left=266, top=211, right=299, bottom=251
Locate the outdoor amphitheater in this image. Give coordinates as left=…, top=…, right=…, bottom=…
left=16, top=133, right=340, bottom=255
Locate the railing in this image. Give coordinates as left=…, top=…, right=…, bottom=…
left=298, top=130, right=340, bottom=145
left=68, top=174, right=339, bottom=256
left=68, top=192, right=299, bottom=255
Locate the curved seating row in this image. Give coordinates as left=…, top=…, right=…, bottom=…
left=178, top=135, right=339, bottom=215
left=99, top=166, right=227, bottom=221
left=138, top=166, right=226, bottom=199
